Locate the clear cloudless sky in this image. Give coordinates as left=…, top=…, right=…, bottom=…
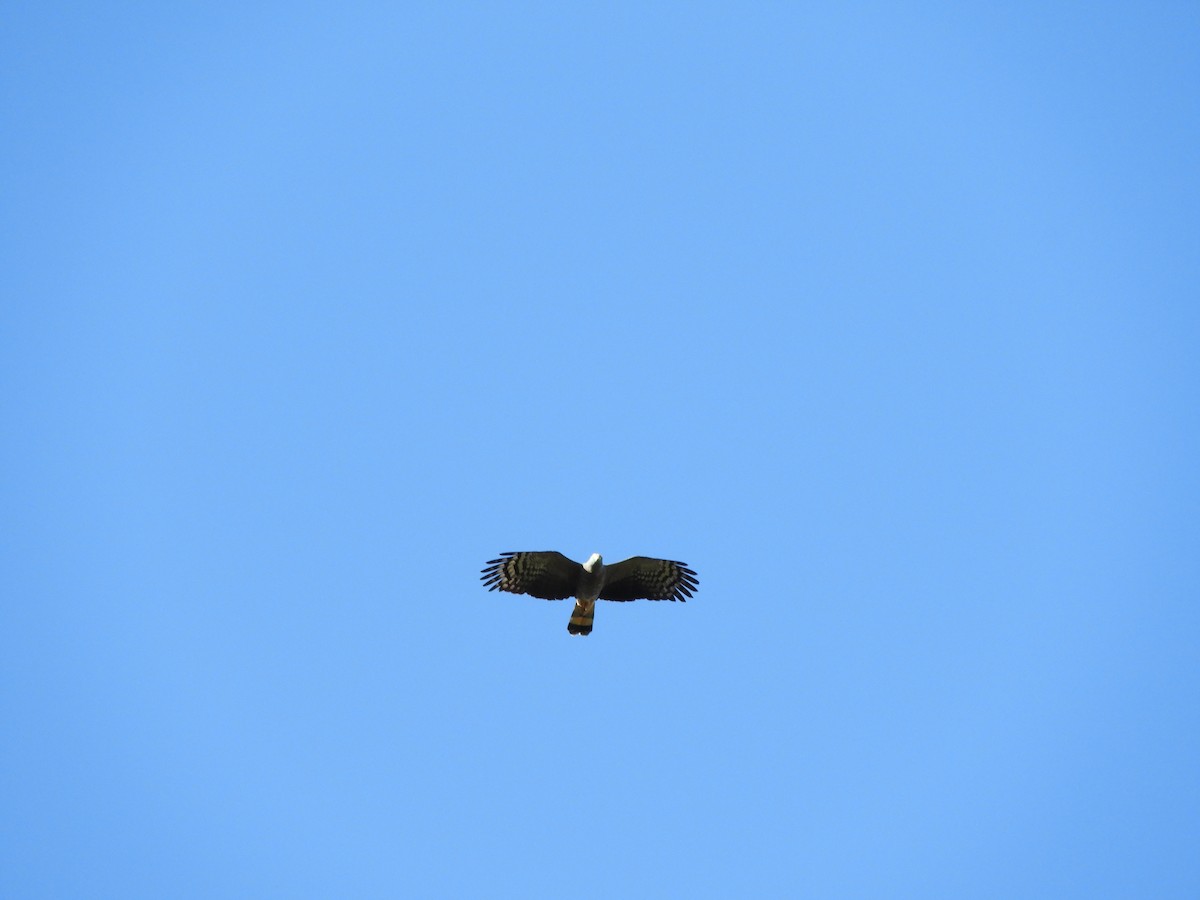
left=2, top=3, right=1198, bottom=898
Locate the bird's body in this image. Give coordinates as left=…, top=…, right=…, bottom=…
left=569, top=553, right=606, bottom=634
left=480, top=550, right=698, bottom=636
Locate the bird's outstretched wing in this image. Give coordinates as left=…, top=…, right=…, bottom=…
left=480, top=551, right=581, bottom=600
left=599, top=557, right=698, bottom=602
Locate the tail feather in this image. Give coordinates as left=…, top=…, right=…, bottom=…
left=567, top=600, right=594, bottom=636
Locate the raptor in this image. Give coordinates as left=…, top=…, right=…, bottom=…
left=480, top=551, right=698, bottom=636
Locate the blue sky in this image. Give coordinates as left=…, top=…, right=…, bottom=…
left=3, top=3, right=1198, bottom=897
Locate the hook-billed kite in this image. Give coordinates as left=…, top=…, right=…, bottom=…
left=480, top=551, right=698, bottom=636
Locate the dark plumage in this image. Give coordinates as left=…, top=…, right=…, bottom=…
left=480, top=550, right=698, bottom=635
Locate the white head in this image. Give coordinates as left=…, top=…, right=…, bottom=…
left=583, top=552, right=602, bottom=573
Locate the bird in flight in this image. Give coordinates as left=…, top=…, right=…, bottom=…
left=480, top=551, right=698, bottom=636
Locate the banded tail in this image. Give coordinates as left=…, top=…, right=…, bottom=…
left=567, top=600, right=594, bottom=636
